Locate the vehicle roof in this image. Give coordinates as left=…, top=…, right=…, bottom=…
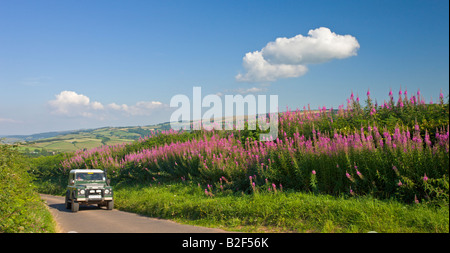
left=69, top=169, right=105, bottom=174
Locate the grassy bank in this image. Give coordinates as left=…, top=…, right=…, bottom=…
left=114, top=182, right=449, bottom=233
left=0, top=145, right=57, bottom=233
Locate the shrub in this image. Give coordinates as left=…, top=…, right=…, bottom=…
left=0, top=144, right=56, bottom=232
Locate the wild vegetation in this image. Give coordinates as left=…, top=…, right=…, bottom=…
left=57, top=88, right=449, bottom=206
left=0, top=144, right=56, bottom=233
left=5, top=87, right=449, bottom=232
left=114, top=182, right=448, bottom=232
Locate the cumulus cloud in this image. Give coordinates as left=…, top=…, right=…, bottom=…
left=108, top=101, right=164, bottom=116
left=48, top=91, right=103, bottom=117
left=235, top=86, right=268, bottom=94
left=236, top=27, right=360, bottom=82
left=48, top=91, right=165, bottom=118
left=236, top=51, right=308, bottom=82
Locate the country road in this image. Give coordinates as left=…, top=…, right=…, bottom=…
left=40, top=194, right=227, bottom=233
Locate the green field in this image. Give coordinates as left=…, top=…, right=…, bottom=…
left=15, top=123, right=172, bottom=154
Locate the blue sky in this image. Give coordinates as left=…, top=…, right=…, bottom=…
left=0, top=0, right=448, bottom=135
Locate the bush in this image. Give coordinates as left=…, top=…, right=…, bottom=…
left=0, top=145, right=56, bottom=233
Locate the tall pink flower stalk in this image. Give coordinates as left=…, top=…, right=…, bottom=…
left=59, top=88, right=448, bottom=202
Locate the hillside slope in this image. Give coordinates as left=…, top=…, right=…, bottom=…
left=9, top=122, right=172, bottom=153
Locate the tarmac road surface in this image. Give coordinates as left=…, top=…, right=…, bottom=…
left=40, top=194, right=227, bottom=233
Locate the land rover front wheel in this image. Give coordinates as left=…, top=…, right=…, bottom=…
left=107, top=200, right=114, bottom=210
left=65, top=191, right=71, bottom=209
left=71, top=201, right=79, bottom=212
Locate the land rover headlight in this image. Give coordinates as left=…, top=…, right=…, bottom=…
left=105, top=189, right=110, bottom=194
left=80, top=189, right=85, bottom=195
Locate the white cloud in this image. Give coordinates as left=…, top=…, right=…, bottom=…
left=91, top=101, right=104, bottom=110
left=108, top=101, right=165, bottom=116
left=235, top=86, right=268, bottom=94
left=48, top=91, right=103, bottom=116
left=49, top=91, right=165, bottom=118
left=236, top=51, right=308, bottom=82
left=262, top=27, right=360, bottom=65
left=107, top=102, right=123, bottom=111
left=236, top=27, right=360, bottom=82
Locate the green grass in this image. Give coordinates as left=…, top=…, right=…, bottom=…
left=11, top=124, right=170, bottom=154
left=43, top=141, right=78, bottom=152
left=19, top=128, right=138, bottom=152
left=105, top=139, right=137, bottom=146
left=73, top=140, right=103, bottom=149
left=16, top=123, right=174, bottom=154
left=0, top=145, right=57, bottom=233
left=113, top=182, right=449, bottom=233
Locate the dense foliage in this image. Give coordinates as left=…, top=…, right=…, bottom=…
left=0, top=144, right=56, bottom=232
left=35, top=88, right=449, bottom=206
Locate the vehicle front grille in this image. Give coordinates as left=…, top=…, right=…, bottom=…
left=85, top=189, right=103, bottom=197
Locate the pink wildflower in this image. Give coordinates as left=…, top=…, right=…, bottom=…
left=345, top=171, right=354, bottom=182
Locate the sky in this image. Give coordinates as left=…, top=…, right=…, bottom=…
left=0, top=0, right=448, bottom=135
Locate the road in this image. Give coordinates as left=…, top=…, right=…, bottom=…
left=41, top=194, right=227, bottom=233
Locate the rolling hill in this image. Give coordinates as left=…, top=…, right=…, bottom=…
left=3, top=122, right=173, bottom=153
left=2, top=110, right=323, bottom=154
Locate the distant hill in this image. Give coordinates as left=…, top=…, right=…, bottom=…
left=2, top=122, right=173, bottom=153
left=0, top=130, right=76, bottom=143
left=1, top=110, right=324, bottom=154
